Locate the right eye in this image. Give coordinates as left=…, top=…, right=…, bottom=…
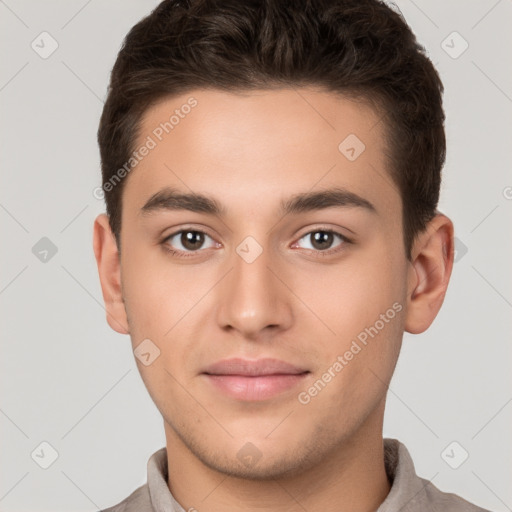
left=162, top=229, right=219, bottom=256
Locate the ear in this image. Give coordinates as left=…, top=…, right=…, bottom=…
left=404, top=213, right=454, bottom=334
left=93, top=213, right=129, bottom=335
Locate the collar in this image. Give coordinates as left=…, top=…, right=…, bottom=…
left=141, top=438, right=479, bottom=512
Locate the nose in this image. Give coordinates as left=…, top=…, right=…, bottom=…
left=215, top=240, right=294, bottom=340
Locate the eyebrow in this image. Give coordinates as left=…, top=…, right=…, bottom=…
left=140, top=186, right=377, bottom=217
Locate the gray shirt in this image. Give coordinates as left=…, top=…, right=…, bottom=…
left=101, top=438, right=492, bottom=511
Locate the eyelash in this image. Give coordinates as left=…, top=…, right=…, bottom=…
left=161, top=227, right=352, bottom=259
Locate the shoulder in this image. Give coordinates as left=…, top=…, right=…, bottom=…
left=418, top=476, right=493, bottom=512
left=380, top=438, right=494, bottom=512
left=100, top=483, right=152, bottom=512
left=100, top=446, right=169, bottom=512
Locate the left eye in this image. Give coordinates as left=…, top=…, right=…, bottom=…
left=294, top=230, right=347, bottom=252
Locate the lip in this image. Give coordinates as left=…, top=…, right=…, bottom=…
left=202, top=357, right=308, bottom=376
left=202, top=358, right=310, bottom=401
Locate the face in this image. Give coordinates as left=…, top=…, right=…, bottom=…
left=101, top=87, right=414, bottom=478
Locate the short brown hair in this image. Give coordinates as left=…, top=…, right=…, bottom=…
left=97, top=0, right=445, bottom=260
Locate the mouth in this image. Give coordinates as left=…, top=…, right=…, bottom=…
left=201, top=358, right=310, bottom=401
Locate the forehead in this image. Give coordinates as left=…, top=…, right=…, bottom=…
left=123, top=87, right=398, bottom=217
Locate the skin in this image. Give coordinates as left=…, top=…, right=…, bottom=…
left=93, top=87, right=454, bottom=512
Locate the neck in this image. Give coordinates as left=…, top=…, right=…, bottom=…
left=164, top=402, right=391, bottom=512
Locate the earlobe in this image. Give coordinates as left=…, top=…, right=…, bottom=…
left=404, top=214, right=454, bottom=335
left=93, top=214, right=130, bottom=335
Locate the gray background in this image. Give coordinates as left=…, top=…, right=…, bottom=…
left=1, top=1, right=511, bottom=511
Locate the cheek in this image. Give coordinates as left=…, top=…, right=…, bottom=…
left=121, top=246, right=209, bottom=335
left=325, top=252, right=405, bottom=406
left=297, top=250, right=403, bottom=340
left=294, top=250, right=406, bottom=410
left=303, top=307, right=403, bottom=419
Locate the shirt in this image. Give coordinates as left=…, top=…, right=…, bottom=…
left=100, top=438, right=492, bottom=512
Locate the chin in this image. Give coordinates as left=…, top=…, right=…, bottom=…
left=198, top=448, right=312, bottom=481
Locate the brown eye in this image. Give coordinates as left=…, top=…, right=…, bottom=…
left=310, top=231, right=335, bottom=250
left=163, top=229, right=217, bottom=254
left=295, top=229, right=349, bottom=253
left=180, top=231, right=205, bottom=250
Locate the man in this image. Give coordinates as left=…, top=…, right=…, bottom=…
left=93, top=0, right=492, bottom=510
